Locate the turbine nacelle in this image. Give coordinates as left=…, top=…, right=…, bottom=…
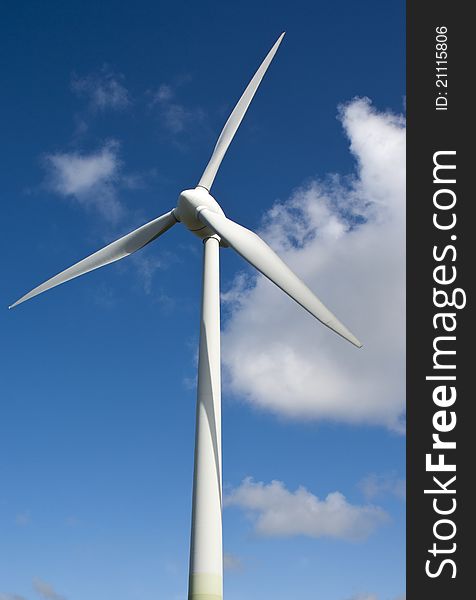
left=174, top=186, right=225, bottom=241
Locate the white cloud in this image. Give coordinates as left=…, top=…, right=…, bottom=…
left=15, top=510, right=31, bottom=526
left=128, top=247, right=180, bottom=303
left=0, top=594, right=27, bottom=600
left=359, top=473, right=406, bottom=501
left=223, top=552, right=243, bottom=571
left=72, top=67, right=130, bottom=111
left=153, top=83, right=173, bottom=102
left=225, top=478, right=388, bottom=541
left=44, top=141, right=124, bottom=221
left=131, top=254, right=165, bottom=295
left=32, top=579, right=65, bottom=600
left=221, top=98, right=406, bottom=431
left=150, top=83, right=205, bottom=135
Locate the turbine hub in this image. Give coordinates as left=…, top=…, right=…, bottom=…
left=174, top=187, right=225, bottom=240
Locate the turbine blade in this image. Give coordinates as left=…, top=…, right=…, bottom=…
left=198, top=32, right=285, bottom=191
left=10, top=210, right=177, bottom=308
left=198, top=208, right=362, bottom=348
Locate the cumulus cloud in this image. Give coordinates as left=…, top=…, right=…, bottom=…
left=72, top=66, right=130, bottom=111
left=32, top=579, right=65, bottom=600
left=225, top=478, right=388, bottom=541
left=150, top=83, right=205, bottom=135
left=44, top=141, right=124, bottom=221
left=359, top=473, right=406, bottom=501
left=221, top=98, right=406, bottom=431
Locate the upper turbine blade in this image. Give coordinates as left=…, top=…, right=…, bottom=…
left=198, top=32, right=285, bottom=192
left=10, top=210, right=177, bottom=308
left=197, top=208, right=362, bottom=348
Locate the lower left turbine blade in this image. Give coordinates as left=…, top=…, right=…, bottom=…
left=10, top=209, right=177, bottom=308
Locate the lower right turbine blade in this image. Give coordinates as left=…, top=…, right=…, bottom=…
left=198, top=208, right=362, bottom=348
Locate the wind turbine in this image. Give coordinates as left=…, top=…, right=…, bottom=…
left=11, top=33, right=362, bottom=600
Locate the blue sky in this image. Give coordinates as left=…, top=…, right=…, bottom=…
left=1, top=2, right=405, bottom=600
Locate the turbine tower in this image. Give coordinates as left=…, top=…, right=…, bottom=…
left=11, top=33, right=362, bottom=600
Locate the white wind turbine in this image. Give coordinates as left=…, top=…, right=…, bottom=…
left=11, top=33, right=362, bottom=600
